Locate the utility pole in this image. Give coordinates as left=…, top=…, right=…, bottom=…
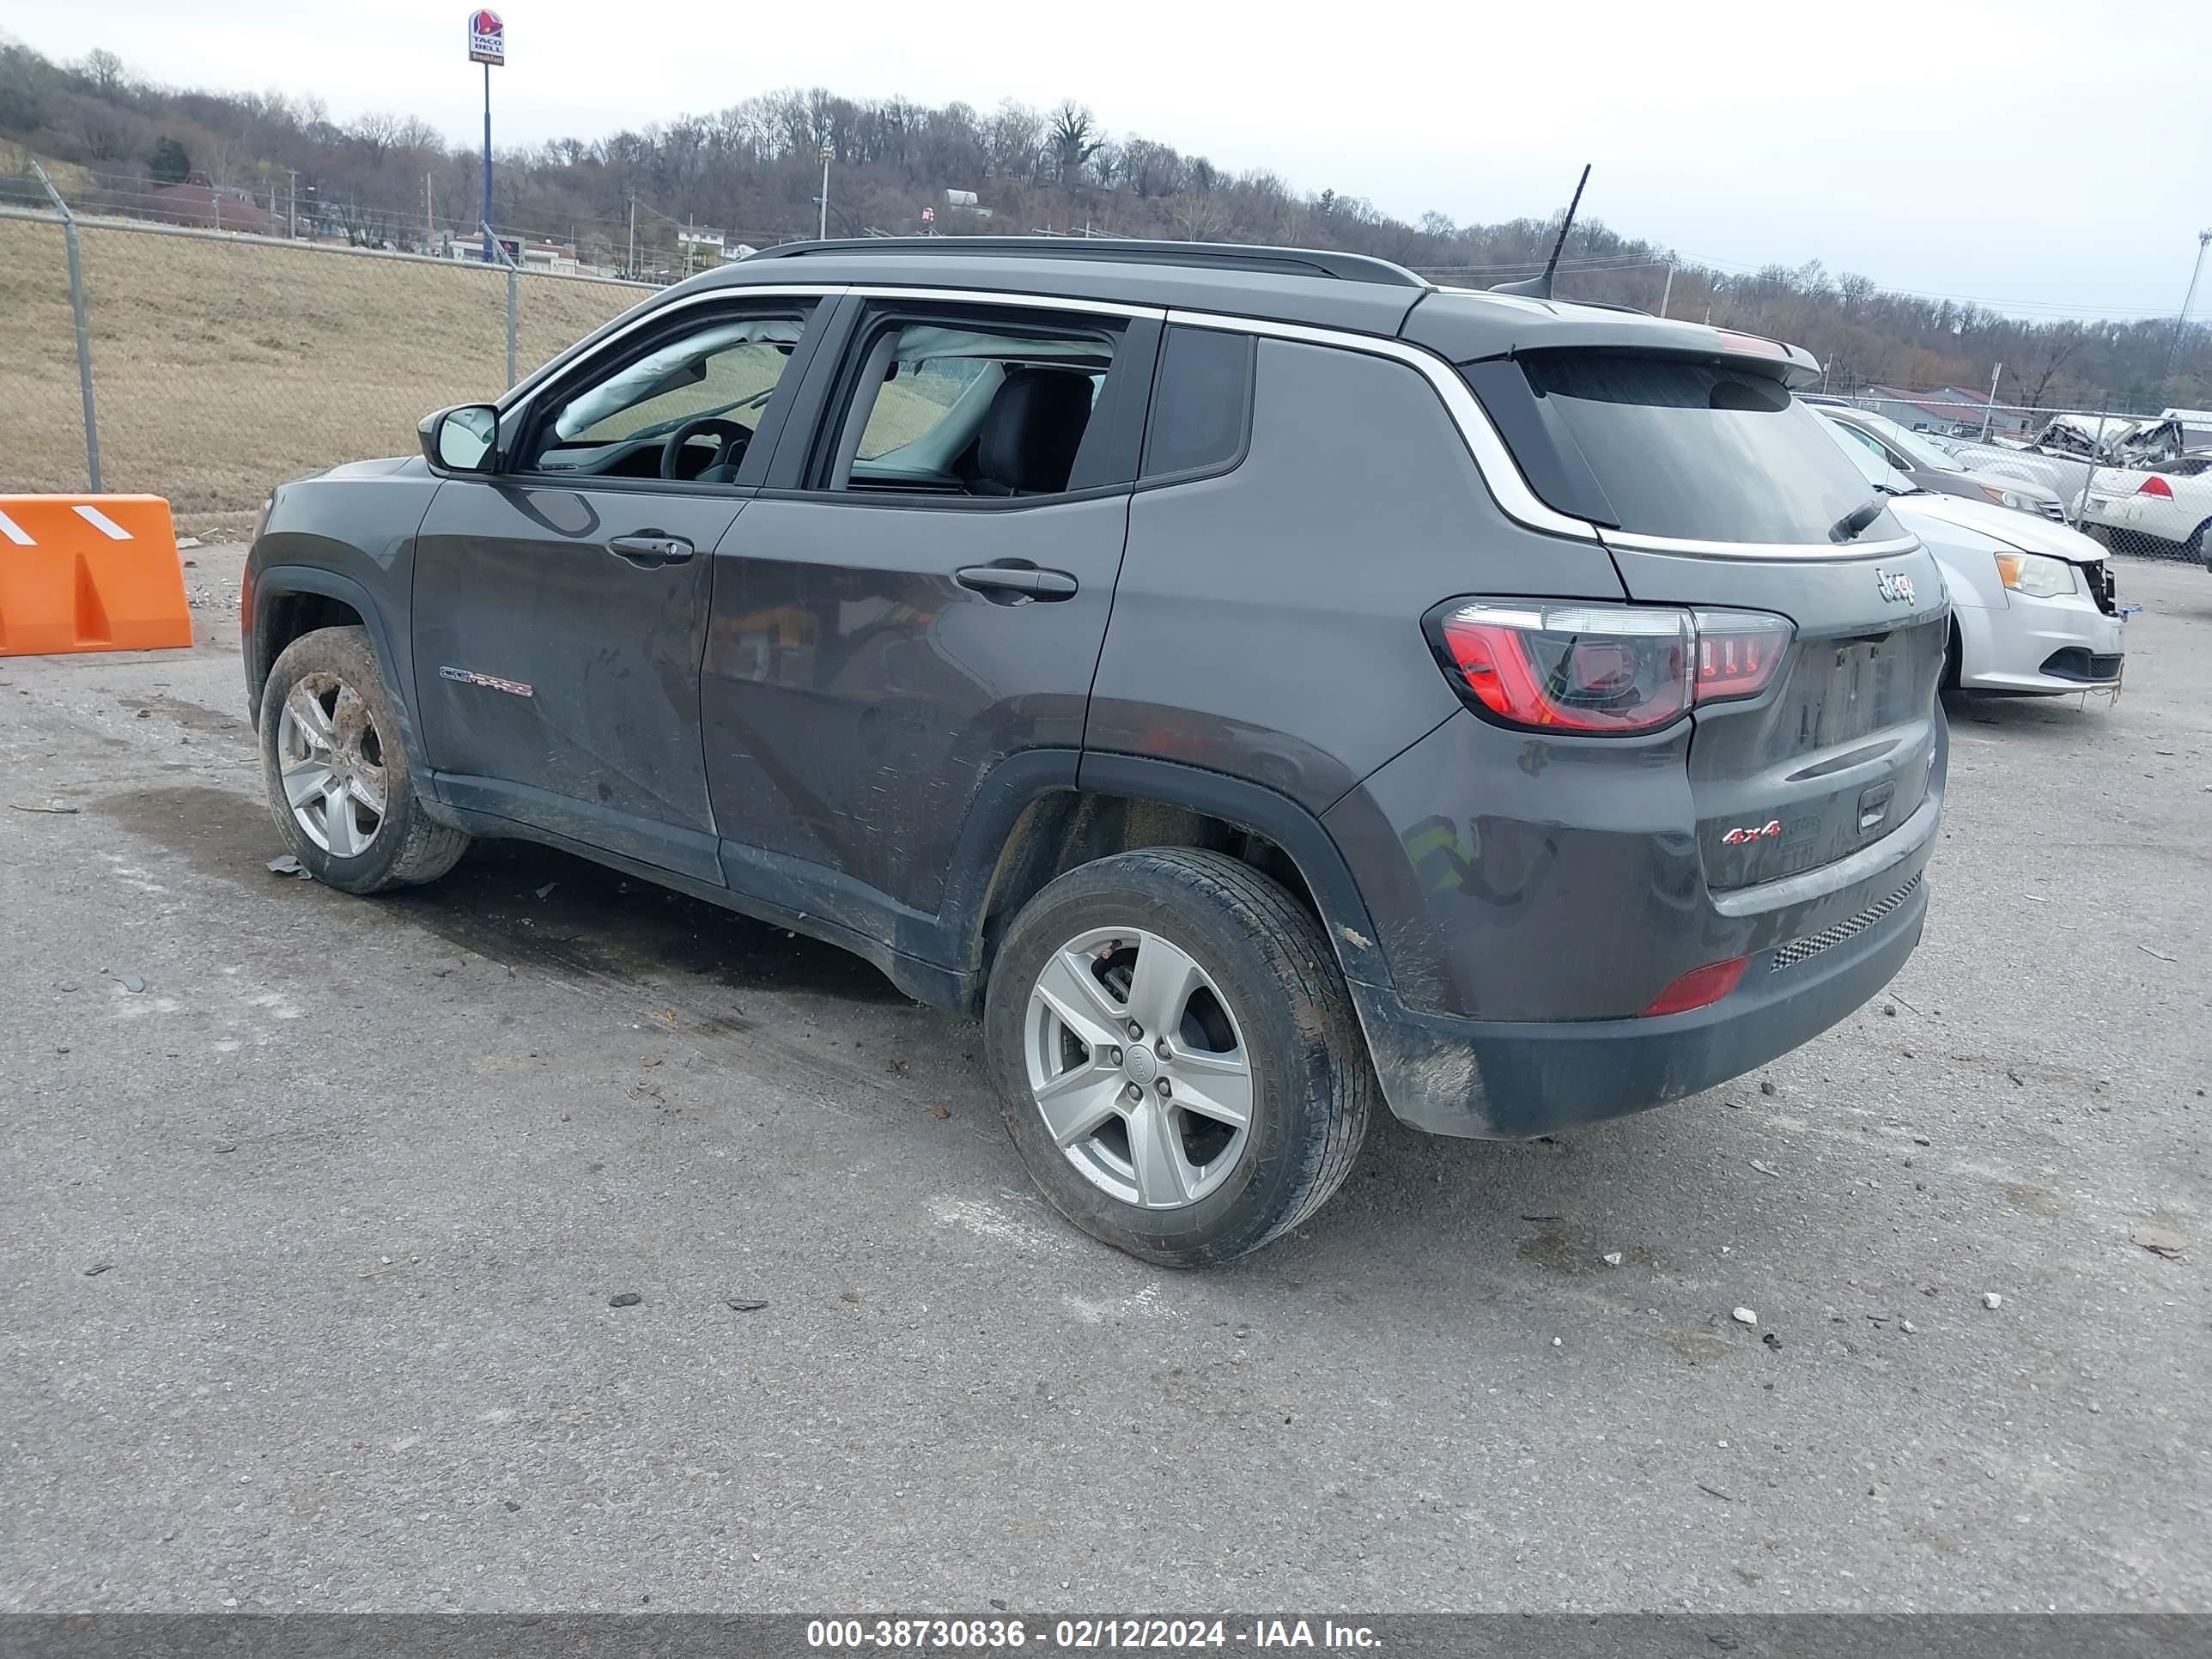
left=628, top=192, right=636, bottom=278
left=286, top=167, right=298, bottom=239
left=1981, top=361, right=2004, bottom=441
left=818, top=141, right=834, bottom=240
left=2161, top=228, right=2212, bottom=387
left=1658, top=262, right=1674, bottom=319
left=425, top=170, right=434, bottom=254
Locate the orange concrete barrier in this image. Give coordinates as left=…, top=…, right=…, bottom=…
left=0, top=495, right=193, bottom=656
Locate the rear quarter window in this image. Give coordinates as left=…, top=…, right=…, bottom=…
left=1141, top=325, right=1254, bottom=479
left=1463, top=350, right=1898, bottom=545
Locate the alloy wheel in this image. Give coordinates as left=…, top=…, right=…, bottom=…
left=276, top=672, right=388, bottom=857
left=1023, top=926, right=1255, bottom=1209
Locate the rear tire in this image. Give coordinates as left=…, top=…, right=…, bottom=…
left=2185, top=519, right=2210, bottom=564
left=258, top=625, right=470, bottom=894
left=984, top=848, right=1375, bottom=1265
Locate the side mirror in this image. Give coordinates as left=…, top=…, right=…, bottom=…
left=420, top=404, right=499, bottom=473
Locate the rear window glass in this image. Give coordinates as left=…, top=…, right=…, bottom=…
left=1468, top=351, right=1899, bottom=545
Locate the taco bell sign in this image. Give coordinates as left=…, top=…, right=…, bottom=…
left=467, top=9, right=505, bottom=65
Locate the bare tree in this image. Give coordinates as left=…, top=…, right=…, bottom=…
left=202, top=131, right=240, bottom=191
left=1121, top=137, right=1184, bottom=199
left=984, top=100, right=1042, bottom=180
left=1085, top=141, right=1123, bottom=190
left=347, top=111, right=405, bottom=165
left=394, top=115, right=446, bottom=157
left=80, top=48, right=127, bottom=100
left=1046, top=100, right=1103, bottom=188
left=1171, top=191, right=1227, bottom=241
left=71, top=98, right=135, bottom=161
left=2008, top=324, right=2087, bottom=412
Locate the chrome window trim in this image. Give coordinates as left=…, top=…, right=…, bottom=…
left=500, top=283, right=1158, bottom=428
left=1168, top=307, right=1915, bottom=560
left=1602, top=528, right=1926, bottom=561
left=1164, top=308, right=1601, bottom=543
left=497, top=277, right=1900, bottom=562
left=848, top=285, right=1166, bottom=322
left=499, top=283, right=848, bottom=421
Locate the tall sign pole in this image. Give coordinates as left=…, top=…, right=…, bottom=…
left=467, top=10, right=506, bottom=262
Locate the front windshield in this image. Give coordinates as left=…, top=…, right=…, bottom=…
left=1819, top=413, right=1915, bottom=494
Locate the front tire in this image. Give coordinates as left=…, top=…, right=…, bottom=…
left=258, top=624, right=470, bottom=894
left=984, top=848, right=1375, bottom=1265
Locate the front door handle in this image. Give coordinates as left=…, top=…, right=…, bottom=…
left=608, top=534, right=695, bottom=569
left=955, top=563, right=1079, bottom=604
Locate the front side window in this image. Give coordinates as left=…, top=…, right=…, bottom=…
left=523, top=310, right=808, bottom=483
left=816, top=314, right=1120, bottom=497
left=1465, top=349, right=1899, bottom=544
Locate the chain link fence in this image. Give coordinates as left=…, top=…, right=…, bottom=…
left=2, top=200, right=653, bottom=533
left=1814, top=387, right=2212, bottom=561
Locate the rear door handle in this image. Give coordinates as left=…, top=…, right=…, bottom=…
left=608, top=534, right=695, bottom=568
left=955, top=564, right=1079, bottom=604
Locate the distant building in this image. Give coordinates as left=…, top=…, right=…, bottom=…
left=517, top=239, right=580, bottom=275
left=1857, top=384, right=2030, bottom=437
left=142, top=184, right=283, bottom=237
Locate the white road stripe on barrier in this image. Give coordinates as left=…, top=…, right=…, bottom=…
left=0, top=510, right=31, bottom=546
left=73, top=505, right=133, bottom=541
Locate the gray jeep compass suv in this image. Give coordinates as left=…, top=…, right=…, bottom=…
left=242, top=238, right=1947, bottom=1263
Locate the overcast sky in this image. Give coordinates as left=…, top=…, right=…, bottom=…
left=15, top=0, right=2209, bottom=319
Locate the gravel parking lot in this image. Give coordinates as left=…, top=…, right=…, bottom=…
left=3, top=548, right=2208, bottom=1613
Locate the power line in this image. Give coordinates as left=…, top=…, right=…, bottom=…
left=1669, top=250, right=2182, bottom=319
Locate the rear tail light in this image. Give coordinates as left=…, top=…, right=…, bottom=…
left=1428, top=601, right=1793, bottom=736
left=2138, top=476, right=2174, bottom=498
left=1644, top=957, right=1748, bottom=1017
left=1695, top=611, right=1793, bottom=699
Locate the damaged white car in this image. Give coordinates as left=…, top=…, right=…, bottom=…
left=1823, top=418, right=2126, bottom=696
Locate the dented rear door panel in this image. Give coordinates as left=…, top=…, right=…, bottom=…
left=700, top=492, right=1129, bottom=917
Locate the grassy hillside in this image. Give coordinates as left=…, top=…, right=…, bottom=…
left=0, top=218, right=647, bottom=526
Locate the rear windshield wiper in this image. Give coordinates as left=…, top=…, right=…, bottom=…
left=1828, top=498, right=1886, bottom=543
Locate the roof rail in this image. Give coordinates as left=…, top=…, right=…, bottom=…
left=744, top=236, right=1431, bottom=289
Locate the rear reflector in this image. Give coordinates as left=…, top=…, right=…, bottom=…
left=2138, top=475, right=2174, bottom=498
left=1643, top=957, right=1748, bottom=1017
left=1430, top=601, right=1792, bottom=736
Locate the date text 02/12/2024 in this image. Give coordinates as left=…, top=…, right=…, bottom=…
left=805, top=1618, right=1382, bottom=1650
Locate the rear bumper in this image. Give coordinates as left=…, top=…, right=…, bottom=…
left=1322, top=702, right=1945, bottom=1139
left=1347, top=872, right=1926, bottom=1138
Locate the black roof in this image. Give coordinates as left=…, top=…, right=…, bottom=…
left=520, top=239, right=1817, bottom=398
left=697, top=244, right=1427, bottom=337
left=747, top=235, right=1430, bottom=287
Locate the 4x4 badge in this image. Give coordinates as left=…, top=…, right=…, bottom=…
left=1876, top=568, right=1916, bottom=605
left=1720, top=820, right=1782, bottom=846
